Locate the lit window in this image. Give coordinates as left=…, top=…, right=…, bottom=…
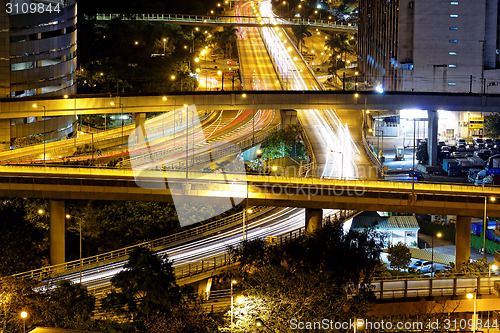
left=449, top=52, right=457, bottom=55
left=449, top=27, right=458, bottom=30
left=448, top=64, right=456, bottom=68
left=450, top=14, right=459, bottom=17
left=450, top=1, right=458, bottom=4
left=449, top=39, right=458, bottom=43
left=448, top=82, right=456, bottom=86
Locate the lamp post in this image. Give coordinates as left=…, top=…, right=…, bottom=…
left=431, top=232, right=442, bottom=276
left=20, top=311, right=28, bottom=333
left=32, top=104, right=46, bottom=165
left=230, top=280, right=237, bottom=332
left=483, top=196, right=496, bottom=260
left=163, top=38, right=167, bottom=56
left=466, top=290, right=478, bottom=333
left=217, top=70, right=223, bottom=91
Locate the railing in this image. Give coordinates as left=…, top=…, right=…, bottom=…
left=362, top=275, right=500, bottom=300
left=94, top=14, right=358, bottom=31
left=10, top=206, right=273, bottom=281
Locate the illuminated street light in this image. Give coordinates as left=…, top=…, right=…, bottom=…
left=489, top=263, right=498, bottom=277
left=431, top=232, right=442, bottom=276
left=467, top=290, right=477, bottom=333
left=37, top=209, right=44, bottom=215
left=230, top=280, right=237, bottom=332
left=272, top=165, right=278, bottom=172
left=20, top=311, right=28, bottom=333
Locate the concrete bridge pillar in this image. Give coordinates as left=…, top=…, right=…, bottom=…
left=280, top=110, right=297, bottom=128
left=427, top=110, right=438, bottom=166
left=134, top=113, right=146, bottom=129
left=50, top=200, right=66, bottom=265
left=197, top=277, right=213, bottom=300
left=305, top=208, right=323, bottom=234
left=455, top=215, right=472, bottom=271
left=0, top=119, right=10, bottom=151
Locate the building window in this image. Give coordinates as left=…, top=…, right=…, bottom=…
left=450, top=14, right=459, bottom=17
left=449, top=27, right=458, bottom=30
left=449, top=52, right=457, bottom=55
left=449, top=39, right=458, bottom=43
left=449, top=64, right=457, bottom=68
left=448, top=82, right=457, bottom=86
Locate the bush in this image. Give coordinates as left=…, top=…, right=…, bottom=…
left=471, top=233, right=500, bottom=254
left=417, top=218, right=455, bottom=243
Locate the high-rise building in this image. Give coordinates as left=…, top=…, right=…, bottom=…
left=0, top=0, right=77, bottom=150
left=0, top=0, right=77, bottom=98
left=358, top=0, right=500, bottom=93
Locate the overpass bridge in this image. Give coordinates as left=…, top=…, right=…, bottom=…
left=1, top=91, right=499, bottom=119
left=1, top=165, right=500, bottom=268
left=94, top=13, right=358, bottom=32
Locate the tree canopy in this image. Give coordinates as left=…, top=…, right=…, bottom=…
left=387, top=242, right=412, bottom=271
left=227, top=224, right=382, bottom=331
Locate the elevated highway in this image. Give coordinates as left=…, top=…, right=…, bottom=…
left=1, top=91, right=499, bottom=119
left=1, top=166, right=500, bottom=217
left=94, top=13, right=358, bottom=32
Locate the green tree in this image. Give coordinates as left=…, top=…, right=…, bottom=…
left=416, top=141, right=429, bottom=164
left=102, top=247, right=181, bottom=328
left=261, top=125, right=305, bottom=159
left=0, top=199, right=47, bottom=275
left=291, top=25, right=312, bottom=53
left=387, top=242, right=412, bottom=271
left=36, top=280, right=95, bottom=330
left=485, top=113, right=500, bottom=138
left=228, top=224, right=381, bottom=332
left=214, top=25, right=238, bottom=58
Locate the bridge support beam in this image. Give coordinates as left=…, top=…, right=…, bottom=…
left=197, top=277, right=212, bottom=300
left=455, top=215, right=472, bottom=271
left=50, top=199, right=66, bottom=265
left=134, top=112, right=146, bottom=129
left=427, top=110, right=438, bottom=166
left=0, top=119, right=10, bottom=151
left=305, top=208, right=323, bottom=234
left=280, top=110, right=297, bottom=128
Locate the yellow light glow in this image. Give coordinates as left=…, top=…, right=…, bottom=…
left=66, top=214, right=71, bottom=219
left=466, top=293, right=474, bottom=299
left=236, top=296, right=246, bottom=304
left=162, top=96, right=167, bottom=101
left=38, top=209, right=44, bottom=214
left=437, top=232, right=442, bottom=238
left=272, top=166, right=278, bottom=172
left=242, top=93, right=247, bottom=98
left=20, top=311, right=28, bottom=319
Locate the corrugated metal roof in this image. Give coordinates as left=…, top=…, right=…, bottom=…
left=352, top=212, right=419, bottom=230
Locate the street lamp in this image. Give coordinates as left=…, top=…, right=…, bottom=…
left=354, top=318, right=364, bottom=333
left=20, top=311, right=28, bottom=333
left=489, top=263, right=499, bottom=277
left=230, top=280, right=237, bottom=332
left=163, top=38, right=167, bottom=55
left=483, top=196, right=495, bottom=260
left=256, top=318, right=271, bottom=332
left=466, top=290, right=478, bottom=333
left=32, top=104, right=46, bottom=165
left=431, top=232, right=442, bottom=276
left=217, top=70, right=223, bottom=90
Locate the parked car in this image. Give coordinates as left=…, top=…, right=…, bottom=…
left=466, top=144, right=475, bottom=151
left=408, top=260, right=433, bottom=273
left=452, top=151, right=466, bottom=159
left=485, top=139, right=494, bottom=148
left=474, top=149, right=491, bottom=161
left=494, top=139, right=500, bottom=149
